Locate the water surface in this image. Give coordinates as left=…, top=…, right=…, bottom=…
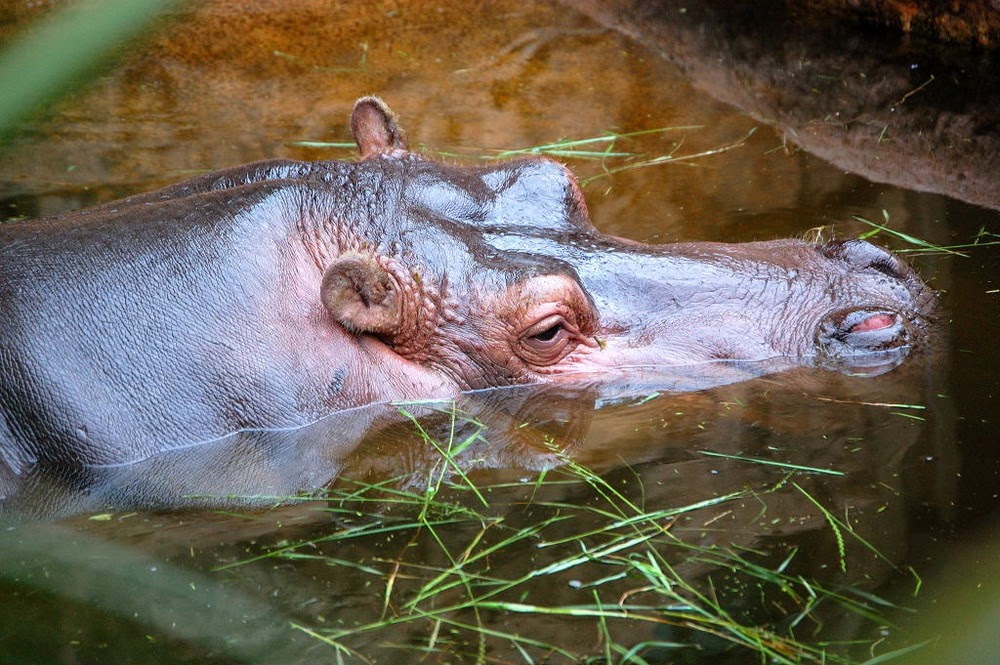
left=1, top=1, right=997, bottom=663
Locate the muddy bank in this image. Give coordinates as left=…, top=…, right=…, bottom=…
left=567, top=0, right=1000, bottom=211
left=793, top=0, right=1000, bottom=46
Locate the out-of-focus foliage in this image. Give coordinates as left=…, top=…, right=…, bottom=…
left=0, top=0, right=179, bottom=137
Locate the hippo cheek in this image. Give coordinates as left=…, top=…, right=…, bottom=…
left=815, top=306, right=915, bottom=376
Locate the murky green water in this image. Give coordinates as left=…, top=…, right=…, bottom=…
left=0, top=1, right=997, bottom=663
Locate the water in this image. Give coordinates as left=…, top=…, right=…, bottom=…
left=1, top=1, right=997, bottom=663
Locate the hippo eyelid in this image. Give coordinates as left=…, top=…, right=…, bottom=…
left=865, top=254, right=906, bottom=280
left=524, top=315, right=569, bottom=342
left=517, top=315, right=577, bottom=366
left=408, top=179, right=484, bottom=223
left=531, top=322, right=563, bottom=341
left=819, top=238, right=906, bottom=280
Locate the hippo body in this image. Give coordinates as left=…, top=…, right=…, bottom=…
left=0, top=98, right=934, bottom=472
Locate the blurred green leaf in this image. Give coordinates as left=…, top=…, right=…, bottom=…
left=0, top=0, right=180, bottom=136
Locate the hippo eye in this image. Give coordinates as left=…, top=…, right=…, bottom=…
left=518, top=315, right=576, bottom=366
left=531, top=322, right=563, bottom=342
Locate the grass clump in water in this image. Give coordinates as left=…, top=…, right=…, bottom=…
left=224, top=401, right=915, bottom=664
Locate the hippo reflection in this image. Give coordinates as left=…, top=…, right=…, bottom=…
left=0, top=97, right=934, bottom=471
left=0, top=362, right=927, bottom=521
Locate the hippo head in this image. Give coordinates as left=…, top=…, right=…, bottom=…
left=320, top=98, right=935, bottom=393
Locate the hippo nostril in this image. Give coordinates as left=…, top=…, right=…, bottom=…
left=816, top=306, right=913, bottom=374
left=849, top=312, right=897, bottom=333
left=820, top=307, right=909, bottom=349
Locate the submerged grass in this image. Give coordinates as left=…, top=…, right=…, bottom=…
left=221, top=402, right=918, bottom=664
left=697, top=449, right=847, bottom=476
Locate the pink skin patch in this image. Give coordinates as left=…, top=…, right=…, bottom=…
left=851, top=313, right=897, bottom=333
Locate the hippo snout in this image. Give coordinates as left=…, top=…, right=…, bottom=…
left=808, top=237, right=936, bottom=374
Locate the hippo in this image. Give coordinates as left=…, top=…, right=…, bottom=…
left=0, top=97, right=934, bottom=473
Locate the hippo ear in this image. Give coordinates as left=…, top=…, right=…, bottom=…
left=351, top=96, right=408, bottom=158
left=321, top=252, right=402, bottom=335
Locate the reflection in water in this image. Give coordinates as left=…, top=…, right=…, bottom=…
left=0, top=0, right=995, bottom=663
left=0, top=354, right=931, bottom=518
left=0, top=355, right=950, bottom=662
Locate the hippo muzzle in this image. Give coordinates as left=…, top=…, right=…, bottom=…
left=816, top=307, right=917, bottom=373
left=811, top=238, right=933, bottom=374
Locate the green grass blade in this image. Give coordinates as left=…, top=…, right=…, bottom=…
left=698, top=449, right=846, bottom=476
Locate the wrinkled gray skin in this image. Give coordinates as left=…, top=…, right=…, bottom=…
left=0, top=97, right=934, bottom=472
